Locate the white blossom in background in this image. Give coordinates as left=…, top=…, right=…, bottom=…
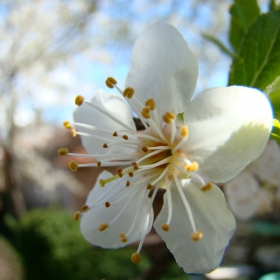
left=224, top=140, right=280, bottom=221
left=59, top=23, right=273, bottom=274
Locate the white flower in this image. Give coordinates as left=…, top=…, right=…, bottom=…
left=59, top=22, right=273, bottom=274
left=224, top=140, right=280, bottom=221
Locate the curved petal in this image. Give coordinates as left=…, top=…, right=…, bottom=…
left=73, top=89, right=136, bottom=154
left=80, top=171, right=154, bottom=248
left=125, top=22, right=198, bottom=116
left=249, top=140, right=280, bottom=186
left=183, top=86, right=273, bottom=183
left=154, top=180, right=236, bottom=274
left=224, top=171, right=261, bottom=221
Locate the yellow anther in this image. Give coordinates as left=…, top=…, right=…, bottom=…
left=119, top=232, right=127, bottom=243
left=81, top=205, right=89, bottom=212
left=163, top=111, right=176, bottom=124
left=141, top=107, right=151, bottom=119
left=142, top=146, right=148, bottom=153
left=71, top=129, right=76, bottom=137
left=200, top=182, right=212, bottom=192
left=105, top=202, right=110, bottom=208
left=191, top=162, right=199, bottom=171
left=131, top=252, right=141, bottom=264
left=119, top=232, right=126, bottom=238
left=132, top=162, right=139, bottom=170
left=99, top=179, right=106, bottom=187
left=105, top=77, right=117, bottom=89
left=126, top=180, right=130, bottom=187
left=128, top=172, right=134, bottom=177
left=121, top=237, right=127, bottom=243
left=105, top=80, right=114, bottom=88
left=145, top=98, right=156, bottom=110
left=147, top=183, right=153, bottom=190
left=191, top=230, right=203, bottom=241
left=103, top=143, right=108, bottom=148
left=162, top=223, right=169, bottom=231
left=58, top=148, right=68, bottom=156
left=180, top=126, right=189, bottom=138
left=123, top=87, right=134, bottom=99
left=99, top=223, right=108, bottom=232
left=63, top=121, right=72, bottom=129
left=69, top=161, right=79, bottom=171
left=123, top=135, right=129, bottom=140
left=166, top=111, right=176, bottom=119
left=97, top=161, right=101, bottom=167
left=75, top=95, right=85, bottom=106
left=107, top=77, right=117, bottom=85
left=74, top=211, right=80, bottom=221
left=185, top=162, right=199, bottom=172
left=113, top=132, right=118, bottom=137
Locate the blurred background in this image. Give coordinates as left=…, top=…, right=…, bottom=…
left=0, top=0, right=279, bottom=279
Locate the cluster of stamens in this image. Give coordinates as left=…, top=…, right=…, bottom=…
left=59, top=76, right=212, bottom=263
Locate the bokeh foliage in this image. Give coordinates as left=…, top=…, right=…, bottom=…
left=14, top=208, right=150, bottom=280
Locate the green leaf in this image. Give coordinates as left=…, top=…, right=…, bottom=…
left=202, top=33, right=235, bottom=58
left=228, top=11, right=280, bottom=90
left=229, top=0, right=260, bottom=52
left=265, top=75, right=280, bottom=119
left=269, top=0, right=280, bottom=11
left=271, top=119, right=280, bottom=144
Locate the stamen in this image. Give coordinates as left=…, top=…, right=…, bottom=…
left=163, top=111, right=176, bottom=124
left=105, top=202, right=110, bottom=208
left=113, top=132, right=118, bottom=136
left=185, top=162, right=199, bottom=172
left=131, top=252, right=141, bottom=264
left=58, top=148, right=68, bottom=156
left=71, top=129, right=76, bottom=137
left=165, top=176, right=173, bottom=225
left=123, top=135, right=129, bottom=140
left=107, top=77, right=117, bottom=85
left=128, top=172, right=134, bottom=177
left=147, top=183, right=153, bottom=190
left=142, top=146, right=148, bottom=152
left=200, top=182, right=212, bottom=192
left=174, top=175, right=197, bottom=234
left=191, top=231, right=203, bottom=241
left=123, top=87, right=134, bottom=99
left=74, top=211, right=80, bottom=221
left=103, top=143, right=108, bottom=148
left=180, top=126, right=189, bottom=138
left=81, top=205, right=89, bottom=212
left=120, top=232, right=128, bottom=243
left=69, top=161, right=79, bottom=171
left=126, top=181, right=130, bottom=187
left=145, top=98, right=156, bottom=110
left=141, top=107, right=151, bottom=119
left=105, top=77, right=117, bottom=88
left=162, top=223, right=169, bottom=231
left=75, top=95, right=85, bottom=106
left=63, top=121, right=72, bottom=129
left=99, top=223, right=109, bottom=231
left=97, top=161, right=101, bottom=167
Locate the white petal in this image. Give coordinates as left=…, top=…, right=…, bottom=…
left=249, top=140, right=280, bottom=186
left=80, top=171, right=154, bottom=248
left=154, top=180, right=236, bottom=274
left=183, top=86, right=273, bottom=183
left=73, top=89, right=136, bottom=154
left=224, top=171, right=261, bottom=221
left=125, top=22, right=198, bottom=116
